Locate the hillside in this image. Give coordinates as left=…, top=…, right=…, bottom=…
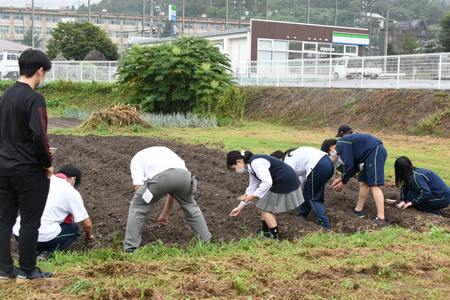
left=243, top=87, right=450, bottom=137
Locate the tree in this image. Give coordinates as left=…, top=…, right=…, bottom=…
left=439, top=12, right=450, bottom=52
left=116, top=36, right=237, bottom=114
left=387, top=42, right=398, bottom=55
left=398, top=33, right=423, bottom=54
left=23, top=27, right=42, bottom=48
left=46, top=22, right=119, bottom=61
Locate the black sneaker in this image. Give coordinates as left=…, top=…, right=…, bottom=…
left=37, top=251, right=53, bottom=262
left=16, top=267, right=53, bottom=283
left=352, top=209, right=364, bottom=218
left=255, top=229, right=272, bottom=238
left=370, top=216, right=387, bottom=222
left=0, top=266, right=18, bottom=284
left=124, top=247, right=136, bottom=254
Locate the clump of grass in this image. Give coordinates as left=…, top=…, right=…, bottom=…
left=142, top=112, right=217, bottom=127
left=63, top=107, right=93, bottom=120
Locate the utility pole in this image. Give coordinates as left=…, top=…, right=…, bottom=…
left=384, top=0, right=392, bottom=56
left=265, top=0, right=268, bottom=20
left=88, top=0, right=91, bottom=23
left=31, top=0, right=34, bottom=47
left=334, top=0, right=338, bottom=26
left=142, top=0, right=145, bottom=37
left=234, top=0, right=245, bottom=28
left=290, top=11, right=294, bottom=22
left=182, top=0, right=184, bottom=35
left=369, top=0, right=374, bottom=55
left=226, top=0, right=228, bottom=29
left=150, top=0, right=153, bottom=38
left=307, top=0, right=310, bottom=23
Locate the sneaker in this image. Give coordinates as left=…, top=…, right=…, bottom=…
left=16, top=267, right=52, bottom=283
left=352, top=209, right=364, bottom=218
left=371, top=216, right=387, bottom=222
left=0, top=266, right=18, bottom=284
left=124, top=247, right=136, bottom=254
left=37, top=251, right=53, bottom=262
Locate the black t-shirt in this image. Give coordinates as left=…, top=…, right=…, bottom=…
left=0, top=81, right=52, bottom=176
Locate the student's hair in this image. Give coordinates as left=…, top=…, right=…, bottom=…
left=18, top=49, right=52, bottom=77
left=57, top=164, right=82, bottom=188
left=271, top=148, right=298, bottom=160
left=226, top=150, right=253, bottom=170
left=321, top=139, right=337, bottom=153
left=394, top=156, right=417, bottom=187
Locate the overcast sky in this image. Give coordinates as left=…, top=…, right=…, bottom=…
left=0, top=0, right=102, bottom=9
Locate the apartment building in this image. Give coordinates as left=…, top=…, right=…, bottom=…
left=0, top=6, right=250, bottom=52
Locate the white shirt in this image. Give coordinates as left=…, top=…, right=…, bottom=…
left=284, top=147, right=327, bottom=186
left=13, top=176, right=89, bottom=242
left=130, top=146, right=187, bottom=186
left=246, top=158, right=273, bottom=198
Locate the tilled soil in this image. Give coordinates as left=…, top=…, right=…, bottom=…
left=11, top=132, right=450, bottom=253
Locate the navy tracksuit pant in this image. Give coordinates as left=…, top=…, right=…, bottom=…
left=297, top=155, right=335, bottom=229
left=407, top=190, right=450, bottom=216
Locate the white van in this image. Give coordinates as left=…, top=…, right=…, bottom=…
left=333, top=56, right=382, bottom=80
left=0, top=52, right=20, bottom=79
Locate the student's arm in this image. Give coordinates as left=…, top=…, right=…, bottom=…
left=82, top=218, right=95, bottom=243
left=29, top=96, right=52, bottom=170
left=250, top=159, right=272, bottom=198
left=409, top=172, right=432, bottom=206
left=158, top=195, right=175, bottom=226
left=336, top=141, right=358, bottom=184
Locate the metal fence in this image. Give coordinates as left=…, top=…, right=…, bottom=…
left=48, top=61, right=119, bottom=83
left=230, top=53, right=450, bottom=90
left=42, top=53, right=450, bottom=90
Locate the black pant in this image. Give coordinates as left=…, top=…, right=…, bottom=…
left=0, top=172, right=49, bottom=274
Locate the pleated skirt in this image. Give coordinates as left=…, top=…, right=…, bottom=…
left=256, top=187, right=304, bottom=213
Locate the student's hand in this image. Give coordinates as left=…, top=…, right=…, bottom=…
left=333, top=182, right=346, bottom=192
left=158, top=214, right=169, bottom=226
left=243, top=194, right=255, bottom=203
left=84, top=234, right=96, bottom=243
left=332, top=178, right=342, bottom=188
left=43, top=166, right=53, bottom=179
left=397, top=201, right=412, bottom=209
left=230, top=207, right=242, bottom=217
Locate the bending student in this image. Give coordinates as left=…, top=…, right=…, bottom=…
left=227, top=150, right=304, bottom=241
left=395, top=156, right=450, bottom=216
left=13, top=164, right=95, bottom=261
left=271, top=147, right=334, bottom=229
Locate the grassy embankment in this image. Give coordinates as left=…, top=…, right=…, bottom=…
left=1, top=81, right=450, bottom=299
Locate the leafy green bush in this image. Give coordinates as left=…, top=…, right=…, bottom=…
left=214, top=85, right=246, bottom=126
left=116, top=36, right=237, bottom=114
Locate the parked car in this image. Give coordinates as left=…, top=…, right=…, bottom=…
left=0, top=52, right=20, bottom=79
left=333, top=56, right=382, bottom=80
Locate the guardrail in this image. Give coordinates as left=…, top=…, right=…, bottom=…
left=6, top=53, right=449, bottom=90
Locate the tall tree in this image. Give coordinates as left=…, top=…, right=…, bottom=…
left=439, top=12, right=450, bottom=52
left=46, top=22, right=119, bottom=60
left=398, top=33, right=423, bottom=54
left=23, top=27, right=42, bottom=48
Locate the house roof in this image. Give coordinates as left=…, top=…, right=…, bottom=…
left=0, top=39, right=39, bottom=53
left=396, top=19, right=427, bottom=30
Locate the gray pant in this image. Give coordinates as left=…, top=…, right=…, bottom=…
left=125, top=168, right=211, bottom=250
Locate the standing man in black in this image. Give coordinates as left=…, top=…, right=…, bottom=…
left=0, top=49, right=53, bottom=282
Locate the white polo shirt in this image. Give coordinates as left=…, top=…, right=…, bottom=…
left=13, top=176, right=89, bottom=242
left=130, top=146, right=187, bottom=186
left=284, top=147, right=328, bottom=185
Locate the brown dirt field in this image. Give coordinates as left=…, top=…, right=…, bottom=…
left=11, top=133, right=450, bottom=254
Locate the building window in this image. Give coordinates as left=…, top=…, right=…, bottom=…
left=124, top=19, right=135, bottom=26
left=46, top=16, right=59, bottom=22
left=304, top=43, right=317, bottom=52
left=210, top=23, right=222, bottom=31
left=0, top=12, right=10, bottom=20
left=108, top=31, right=120, bottom=38
left=289, top=41, right=302, bottom=51
left=0, top=25, right=10, bottom=34
left=78, top=16, right=88, bottom=22
left=93, top=18, right=105, bottom=25
left=273, top=40, right=288, bottom=50
left=197, top=23, right=208, bottom=30
left=34, top=15, right=43, bottom=22
left=259, top=40, right=272, bottom=49
left=123, top=31, right=135, bottom=38
left=34, top=27, right=42, bottom=35
left=46, top=28, right=54, bottom=35
left=13, top=13, right=24, bottom=21
left=109, top=19, right=120, bottom=25
left=14, top=26, right=25, bottom=34
left=345, top=45, right=357, bottom=54
left=137, top=21, right=150, bottom=27
left=184, top=22, right=193, bottom=29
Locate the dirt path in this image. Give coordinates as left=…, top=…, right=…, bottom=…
left=10, top=134, right=448, bottom=253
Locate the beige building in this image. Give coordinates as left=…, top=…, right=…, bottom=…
left=0, top=6, right=249, bottom=52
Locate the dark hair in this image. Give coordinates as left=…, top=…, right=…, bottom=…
left=19, top=49, right=52, bottom=77
left=271, top=148, right=298, bottom=161
left=226, top=150, right=253, bottom=170
left=394, top=156, right=416, bottom=187
left=321, top=139, right=337, bottom=153
left=57, top=164, right=82, bottom=188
